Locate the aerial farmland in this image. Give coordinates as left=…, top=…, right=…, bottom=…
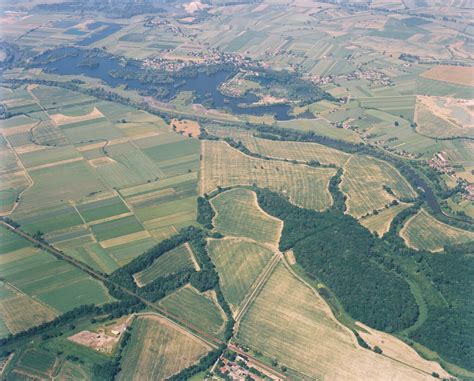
left=0, top=0, right=473, bottom=380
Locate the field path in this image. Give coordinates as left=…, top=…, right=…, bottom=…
left=234, top=251, right=282, bottom=323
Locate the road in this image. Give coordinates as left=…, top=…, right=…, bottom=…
left=0, top=220, right=223, bottom=348
left=1, top=220, right=287, bottom=379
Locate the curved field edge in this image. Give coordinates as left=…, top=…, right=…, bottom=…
left=210, top=187, right=283, bottom=247
left=400, top=208, right=474, bottom=252
left=199, top=140, right=336, bottom=212
left=235, top=261, right=449, bottom=380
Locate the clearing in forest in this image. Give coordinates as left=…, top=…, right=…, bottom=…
left=159, top=285, right=227, bottom=338
left=210, top=188, right=282, bottom=247
left=133, top=243, right=199, bottom=287
left=359, top=202, right=412, bottom=236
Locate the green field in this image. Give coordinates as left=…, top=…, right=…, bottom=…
left=0, top=226, right=113, bottom=313
left=133, top=243, right=197, bottom=287
left=18, top=349, right=56, bottom=374
left=118, top=315, right=211, bottom=381
left=211, top=188, right=282, bottom=246
left=207, top=238, right=274, bottom=312
left=77, top=196, right=130, bottom=223
left=90, top=215, right=144, bottom=242
left=159, top=285, right=226, bottom=338
left=400, top=209, right=474, bottom=252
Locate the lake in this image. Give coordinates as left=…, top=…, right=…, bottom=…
left=31, top=48, right=294, bottom=120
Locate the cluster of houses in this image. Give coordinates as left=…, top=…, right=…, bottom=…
left=429, top=152, right=474, bottom=201
left=142, top=47, right=256, bottom=72
left=215, top=351, right=283, bottom=381
left=313, top=68, right=394, bottom=87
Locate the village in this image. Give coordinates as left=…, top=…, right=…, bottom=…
left=214, top=349, right=284, bottom=381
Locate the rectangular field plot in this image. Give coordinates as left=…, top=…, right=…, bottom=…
left=122, top=172, right=198, bottom=243
left=76, top=196, right=130, bottom=223
left=341, top=155, right=416, bottom=218
left=210, top=188, right=282, bottom=246
left=201, top=140, right=336, bottom=212
left=133, top=243, right=198, bottom=287
left=0, top=226, right=113, bottom=313
left=400, top=209, right=474, bottom=252
left=277, top=118, right=362, bottom=143
left=358, top=96, right=415, bottom=120
left=208, top=238, right=274, bottom=313
left=237, top=262, right=436, bottom=380
left=104, top=237, right=157, bottom=267
left=12, top=160, right=107, bottom=214
left=159, top=285, right=227, bottom=339
left=14, top=205, right=83, bottom=235
left=141, top=137, right=200, bottom=177
left=90, top=215, right=144, bottom=242
left=118, top=315, right=211, bottom=381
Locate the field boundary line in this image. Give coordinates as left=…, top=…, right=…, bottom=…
left=234, top=251, right=281, bottom=323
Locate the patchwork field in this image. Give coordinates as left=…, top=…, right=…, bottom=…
left=0, top=85, right=202, bottom=272
left=400, top=209, right=474, bottom=252
left=237, top=262, right=444, bottom=380
left=0, top=134, right=30, bottom=214
left=159, top=285, right=226, bottom=339
left=207, top=238, right=275, bottom=313
left=359, top=202, right=413, bottom=236
left=118, top=315, right=211, bottom=381
left=210, top=188, right=282, bottom=246
left=341, top=155, right=416, bottom=219
left=0, top=226, right=113, bottom=314
left=133, top=243, right=198, bottom=287
left=200, top=140, right=336, bottom=211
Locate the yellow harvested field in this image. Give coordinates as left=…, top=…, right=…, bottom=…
left=49, top=107, right=104, bottom=126
left=99, top=230, right=151, bottom=249
left=200, top=140, right=336, bottom=211
left=341, top=155, right=416, bottom=219
left=356, top=322, right=450, bottom=379
left=118, top=314, right=211, bottom=381
left=400, top=209, right=474, bottom=252
left=421, top=65, right=474, bottom=87
left=359, top=202, right=412, bottom=236
left=207, top=238, right=275, bottom=312
left=251, top=138, right=350, bottom=166
left=0, top=283, right=57, bottom=335
left=170, top=119, right=200, bottom=137
left=211, top=188, right=282, bottom=247
left=237, top=262, right=442, bottom=380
